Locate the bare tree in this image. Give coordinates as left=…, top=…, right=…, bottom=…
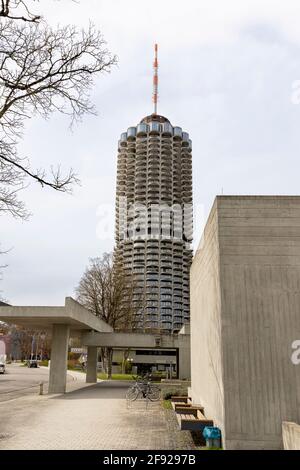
left=0, top=245, right=8, bottom=302
left=0, top=1, right=41, bottom=22
left=0, top=1, right=117, bottom=298
left=0, top=1, right=117, bottom=219
left=76, top=253, right=144, bottom=378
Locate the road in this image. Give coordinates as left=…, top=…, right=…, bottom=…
left=0, top=363, right=76, bottom=402
left=0, top=363, right=101, bottom=402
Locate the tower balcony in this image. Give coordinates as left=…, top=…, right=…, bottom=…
left=147, top=281, right=159, bottom=288
left=149, top=121, right=161, bottom=134
left=136, top=123, right=148, bottom=136
left=160, top=286, right=172, bottom=294
left=162, top=122, right=173, bottom=136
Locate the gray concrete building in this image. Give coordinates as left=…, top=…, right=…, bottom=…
left=114, top=114, right=193, bottom=333
left=190, top=196, right=300, bottom=449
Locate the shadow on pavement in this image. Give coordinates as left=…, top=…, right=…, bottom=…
left=49, top=380, right=131, bottom=400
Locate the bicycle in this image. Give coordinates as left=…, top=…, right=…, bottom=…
left=126, top=374, right=161, bottom=401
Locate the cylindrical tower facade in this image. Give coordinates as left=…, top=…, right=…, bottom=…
left=115, top=114, right=193, bottom=334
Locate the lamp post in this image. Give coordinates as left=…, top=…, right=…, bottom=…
left=40, top=333, right=46, bottom=361
left=128, top=357, right=133, bottom=373
left=170, top=360, right=173, bottom=379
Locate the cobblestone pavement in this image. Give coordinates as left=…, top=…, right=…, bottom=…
left=0, top=381, right=195, bottom=450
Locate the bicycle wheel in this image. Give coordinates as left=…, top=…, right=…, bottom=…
left=126, top=386, right=140, bottom=401
left=147, top=386, right=161, bottom=401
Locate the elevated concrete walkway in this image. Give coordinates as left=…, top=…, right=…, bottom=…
left=0, top=297, right=190, bottom=392
left=0, top=298, right=112, bottom=394
left=84, top=331, right=182, bottom=348
left=0, top=297, right=112, bottom=333
left=82, top=330, right=190, bottom=380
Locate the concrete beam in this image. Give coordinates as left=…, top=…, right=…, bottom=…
left=82, top=331, right=191, bottom=380
left=0, top=297, right=113, bottom=333
left=82, top=331, right=180, bottom=348
left=86, top=346, right=98, bottom=383
left=48, top=324, right=70, bottom=394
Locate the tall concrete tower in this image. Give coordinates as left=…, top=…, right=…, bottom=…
left=114, top=46, right=193, bottom=334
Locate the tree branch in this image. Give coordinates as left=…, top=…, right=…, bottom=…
left=0, top=151, right=79, bottom=192
left=0, top=7, right=117, bottom=218
left=0, top=0, right=41, bottom=22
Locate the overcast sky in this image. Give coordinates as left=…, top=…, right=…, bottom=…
left=2, top=0, right=300, bottom=305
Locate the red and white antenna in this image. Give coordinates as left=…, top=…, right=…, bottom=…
left=153, top=43, right=158, bottom=114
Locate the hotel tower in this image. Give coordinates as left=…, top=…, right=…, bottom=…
left=114, top=45, right=193, bottom=333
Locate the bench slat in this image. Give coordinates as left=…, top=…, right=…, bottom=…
left=170, top=396, right=190, bottom=403
left=176, top=412, right=214, bottom=431
left=180, top=414, right=196, bottom=420
left=171, top=402, right=191, bottom=410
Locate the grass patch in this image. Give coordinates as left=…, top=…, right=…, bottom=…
left=162, top=399, right=172, bottom=410
left=39, top=360, right=49, bottom=367
left=68, top=366, right=85, bottom=372
left=201, top=447, right=222, bottom=450
left=97, top=373, right=135, bottom=381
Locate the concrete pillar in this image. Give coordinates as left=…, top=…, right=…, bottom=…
left=48, top=324, right=70, bottom=394
left=178, top=335, right=191, bottom=380
left=86, top=346, right=98, bottom=383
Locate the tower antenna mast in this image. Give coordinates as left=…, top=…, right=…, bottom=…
left=153, top=44, right=158, bottom=114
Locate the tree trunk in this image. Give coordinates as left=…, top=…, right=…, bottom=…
left=99, top=347, right=106, bottom=373
left=122, top=348, right=130, bottom=374
left=107, top=347, right=113, bottom=379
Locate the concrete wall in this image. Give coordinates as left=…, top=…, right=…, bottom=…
left=190, top=202, right=225, bottom=433
left=191, top=196, right=300, bottom=450
left=282, top=422, right=300, bottom=450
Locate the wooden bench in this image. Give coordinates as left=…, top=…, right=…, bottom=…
left=171, top=401, right=190, bottom=411
left=197, top=410, right=214, bottom=428
left=176, top=408, right=213, bottom=431
left=175, top=405, right=204, bottom=416
left=176, top=413, right=196, bottom=429
left=170, top=396, right=190, bottom=403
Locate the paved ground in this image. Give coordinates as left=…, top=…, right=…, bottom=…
left=0, top=363, right=50, bottom=402
left=0, top=363, right=76, bottom=402
left=0, top=370, right=194, bottom=450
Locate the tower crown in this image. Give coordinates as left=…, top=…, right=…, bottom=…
left=141, top=114, right=170, bottom=124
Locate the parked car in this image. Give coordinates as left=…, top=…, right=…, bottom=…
left=0, top=362, right=5, bottom=374
left=27, top=358, right=38, bottom=368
